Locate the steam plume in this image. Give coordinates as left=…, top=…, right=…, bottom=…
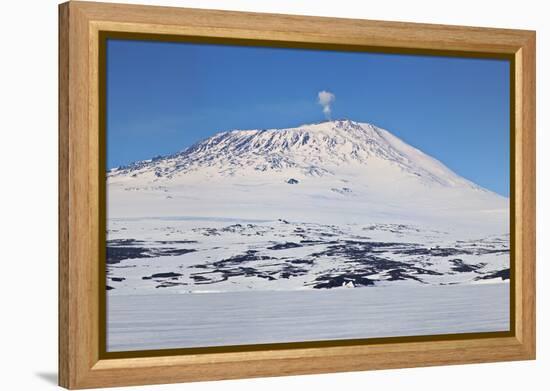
left=317, top=90, right=336, bottom=119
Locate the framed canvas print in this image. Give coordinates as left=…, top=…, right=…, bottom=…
left=58, top=1, right=536, bottom=389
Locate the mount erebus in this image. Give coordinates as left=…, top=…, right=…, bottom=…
left=106, top=120, right=509, bottom=294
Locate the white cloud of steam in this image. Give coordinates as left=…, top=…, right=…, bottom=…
left=317, top=90, right=335, bottom=119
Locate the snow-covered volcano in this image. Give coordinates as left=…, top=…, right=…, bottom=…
left=108, top=119, right=508, bottom=234
left=111, top=119, right=480, bottom=186
left=106, top=120, right=510, bottom=347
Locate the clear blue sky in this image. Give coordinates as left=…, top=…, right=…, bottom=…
left=106, top=39, right=510, bottom=196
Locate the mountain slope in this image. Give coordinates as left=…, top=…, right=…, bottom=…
left=111, top=119, right=481, bottom=188
left=107, top=120, right=508, bottom=234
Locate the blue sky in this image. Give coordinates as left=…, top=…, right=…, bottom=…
left=106, top=39, right=510, bottom=196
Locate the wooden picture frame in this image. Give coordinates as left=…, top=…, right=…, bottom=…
left=59, top=1, right=536, bottom=389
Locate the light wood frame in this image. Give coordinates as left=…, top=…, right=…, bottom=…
left=59, top=1, right=536, bottom=389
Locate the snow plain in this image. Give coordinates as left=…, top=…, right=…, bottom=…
left=107, top=283, right=509, bottom=351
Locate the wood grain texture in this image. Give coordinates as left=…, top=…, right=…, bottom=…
left=58, top=1, right=536, bottom=389
left=516, top=34, right=536, bottom=355
left=58, top=3, right=70, bottom=387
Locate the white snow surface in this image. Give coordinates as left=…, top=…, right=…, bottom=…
left=107, top=284, right=509, bottom=351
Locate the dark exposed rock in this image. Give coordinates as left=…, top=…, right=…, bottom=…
left=449, top=259, right=486, bottom=273
left=386, top=269, right=423, bottom=282
left=106, top=239, right=197, bottom=264
left=475, top=269, right=510, bottom=281
left=142, top=272, right=183, bottom=280
left=279, top=264, right=308, bottom=279
left=288, top=259, right=314, bottom=265
left=313, top=274, right=375, bottom=289
left=106, top=246, right=150, bottom=264
left=108, top=239, right=146, bottom=246
left=156, top=240, right=198, bottom=244
left=156, top=282, right=187, bottom=288
left=267, top=242, right=302, bottom=250
left=395, top=247, right=472, bottom=256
